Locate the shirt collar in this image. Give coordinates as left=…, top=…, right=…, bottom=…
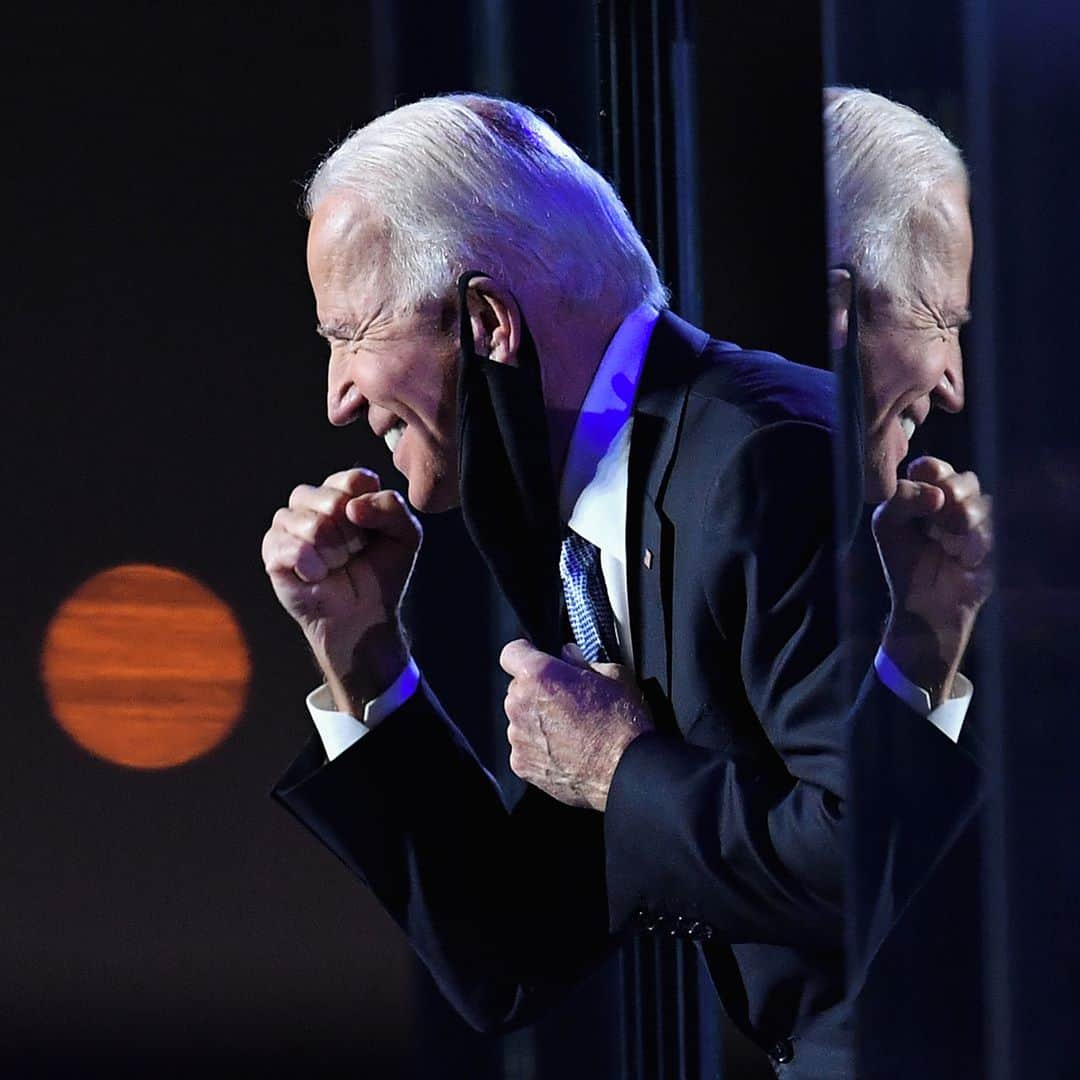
left=558, top=303, right=660, bottom=552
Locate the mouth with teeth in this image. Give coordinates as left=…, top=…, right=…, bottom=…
left=384, top=419, right=406, bottom=452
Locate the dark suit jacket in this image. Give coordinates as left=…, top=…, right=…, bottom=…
left=848, top=670, right=984, bottom=1079
left=274, top=311, right=851, bottom=1078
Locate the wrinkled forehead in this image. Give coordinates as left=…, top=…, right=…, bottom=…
left=920, top=181, right=973, bottom=271
left=307, top=192, right=390, bottom=282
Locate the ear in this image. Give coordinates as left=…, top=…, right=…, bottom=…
left=827, top=267, right=852, bottom=351
left=465, top=276, right=522, bottom=367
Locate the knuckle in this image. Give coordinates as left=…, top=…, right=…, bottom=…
left=532, top=655, right=558, bottom=682
left=308, top=513, right=342, bottom=547
left=956, top=503, right=979, bottom=530
left=505, top=688, right=528, bottom=720
left=954, top=473, right=978, bottom=498
left=262, top=527, right=289, bottom=562
left=291, top=536, right=316, bottom=565
left=267, top=534, right=303, bottom=574
left=501, top=640, right=528, bottom=671
left=261, top=537, right=279, bottom=571
left=340, top=466, right=378, bottom=487
left=288, top=483, right=314, bottom=507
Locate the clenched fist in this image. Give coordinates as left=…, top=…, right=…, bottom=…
left=873, top=456, right=993, bottom=705
left=261, top=467, right=421, bottom=712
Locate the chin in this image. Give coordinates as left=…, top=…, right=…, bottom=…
left=862, top=434, right=903, bottom=503
left=863, top=465, right=899, bottom=504
left=398, top=443, right=461, bottom=513
left=407, top=476, right=461, bottom=514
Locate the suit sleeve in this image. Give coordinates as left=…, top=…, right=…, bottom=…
left=273, top=678, right=616, bottom=1033
left=604, top=420, right=850, bottom=947
left=846, top=668, right=981, bottom=994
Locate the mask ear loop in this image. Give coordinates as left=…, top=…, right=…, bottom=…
left=830, top=261, right=867, bottom=542
left=457, top=269, right=490, bottom=364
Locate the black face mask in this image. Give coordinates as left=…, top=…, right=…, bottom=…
left=454, top=269, right=563, bottom=650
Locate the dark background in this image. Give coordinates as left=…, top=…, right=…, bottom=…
left=3, top=4, right=420, bottom=1076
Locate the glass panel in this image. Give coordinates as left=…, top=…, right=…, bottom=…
left=828, top=2, right=1080, bottom=1076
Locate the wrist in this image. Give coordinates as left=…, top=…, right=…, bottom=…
left=314, top=622, right=410, bottom=714
left=882, top=611, right=969, bottom=707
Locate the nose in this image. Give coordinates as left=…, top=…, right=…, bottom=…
left=327, top=357, right=366, bottom=427
left=933, top=353, right=965, bottom=414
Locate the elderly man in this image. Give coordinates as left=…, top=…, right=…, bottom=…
left=824, top=87, right=992, bottom=1078
left=263, top=94, right=850, bottom=1077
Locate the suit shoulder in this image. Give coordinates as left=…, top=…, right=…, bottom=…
left=690, top=341, right=836, bottom=433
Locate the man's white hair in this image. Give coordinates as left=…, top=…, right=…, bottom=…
left=824, top=87, right=968, bottom=303
left=305, top=94, right=668, bottom=316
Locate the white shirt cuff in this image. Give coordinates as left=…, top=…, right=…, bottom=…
left=306, top=656, right=421, bottom=762
left=874, top=647, right=972, bottom=744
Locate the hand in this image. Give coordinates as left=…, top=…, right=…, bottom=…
left=261, top=468, right=422, bottom=710
left=873, top=457, right=993, bottom=705
left=499, top=639, right=654, bottom=811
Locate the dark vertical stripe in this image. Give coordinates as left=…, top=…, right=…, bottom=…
left=962, top=2, right=1010, bottom=1078
left=599, top=3, right=715, bottom=1075
left=651, top=0, right=667, bottom=274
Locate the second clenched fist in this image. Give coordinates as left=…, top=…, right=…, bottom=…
left=873, top=456, right=993, bottom=703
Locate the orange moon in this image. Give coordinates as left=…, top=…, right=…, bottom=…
left=42, top=564, right=251, bottom=769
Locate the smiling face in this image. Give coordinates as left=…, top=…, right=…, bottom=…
left=858, top=180, right=974, bottom=502
left=307, top=193, right=462, bottom=512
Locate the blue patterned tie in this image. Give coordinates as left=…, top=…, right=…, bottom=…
left=559, top=527, right=620, bottom=663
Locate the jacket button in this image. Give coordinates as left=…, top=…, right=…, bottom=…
left=771, top=1038, right=794, bottom=1064
left=634, top=908, right=659, bottom=932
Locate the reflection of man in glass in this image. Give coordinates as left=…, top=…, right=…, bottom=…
left=825, top=88, right=992, bottom=1078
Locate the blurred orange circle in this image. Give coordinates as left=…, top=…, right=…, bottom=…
left=42, top=564, right=251, bottom=769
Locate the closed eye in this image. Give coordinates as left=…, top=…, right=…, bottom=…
left=316, top=323, right=362, bottom=343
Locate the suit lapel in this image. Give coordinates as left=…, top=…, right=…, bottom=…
left=626, top=311, right=710, bottom=729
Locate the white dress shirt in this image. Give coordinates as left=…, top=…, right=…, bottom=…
left=308, top=304, right=970, bottom=758
left=875, top=648, right=971, bottom=743
left=556, top=302, right=661, bottom=665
